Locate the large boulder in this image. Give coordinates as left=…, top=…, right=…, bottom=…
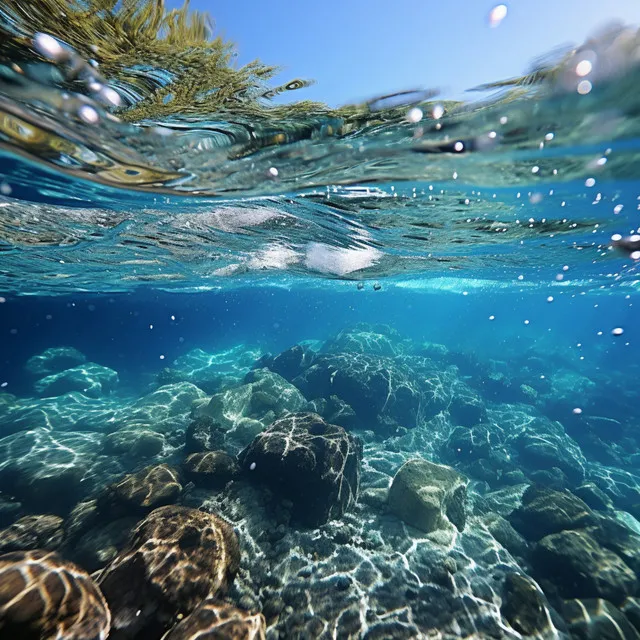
left=25, top=346, right=86, bottom=377
left=103, top=428, right=165, bottom=459
left=388, top=458, right=468, bottom=533
left=98, top=506, right=240, bottom=638
left=322, top=324, right=403, bottom=357
left=563, top=598, right=640, bottom=639
left=534, top=530, right=637, bottom=604
left=0, top=550, right=110, bottom=639
left=500, top=573, right=554, bottom=637
left=185, top=415, right=226, bottom=453
left=34, top=363, right=118, bottom=398
left=238, top=412, right=362, bottom=527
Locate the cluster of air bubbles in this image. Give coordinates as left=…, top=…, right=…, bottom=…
left=32, top=32, right=122, bottom=120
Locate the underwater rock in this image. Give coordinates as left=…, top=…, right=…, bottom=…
left=513, top=419, right=587, bottom=485
left=99, top=464, right=183, bottom=515
left=98, top=505, right=240, bottom=639
left=257, top=344, right=316, bottom=381
left=481, top=513, right=529, bottom=559
left=292, top=352, right=447, bottom=429
left=0, top=428, right=103, bottom=514
left=509, top=485, right=597, bottom=541
left=307, top=394, right=358, bottom=430
left=169, top=346, right=263, bottom=394
left=622, top=597, right=640, bottom=634
left=387, top=458, right=468, bottom=533
left=65, top=499, right=101, bottom=542
left=103, top=428, right=165, bottom=459
left=163, top=600, right=266, bottom=639
left=534, top=530, right=637, bottom=604
left=587, top=516, right=640, bottom=575
left=25, top=346, right=87, bottom=377
left=0, top=550, right=110, bottom=639
left=448, top=383, right=487, bottom=427
left=119, top=382, right=208, bottom=435
left=182, top=451, right=239, bottom=488
left=500, top=573, right=553, bottom=636
left=71, top=516, right=139, bottom=573
left=196, top=368, right=308, bottom=449
left=322, top=324, right=404, bottom=357
left=0, top=494, right=21, bottom=529
left=34, top=362, right=119, bottom=398
left=238, top=412, right=361, bottom=527
left=563, top=598, right=640, bottom=639
left=0, top=514, right=64, bottom=554
left=185, top=415, right=226, bottom=453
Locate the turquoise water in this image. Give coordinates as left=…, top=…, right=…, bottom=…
left=2, top=12, right=640, bottom=640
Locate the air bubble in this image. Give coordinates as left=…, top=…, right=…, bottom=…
left=488, top=4, right=508, bottom=27
left=612, top=327, right=624, bottom=336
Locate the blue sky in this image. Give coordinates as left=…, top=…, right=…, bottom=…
left=170, top=0, right=640, bottom=106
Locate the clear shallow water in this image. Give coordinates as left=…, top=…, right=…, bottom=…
left=2, top=7, right=640, bottom=640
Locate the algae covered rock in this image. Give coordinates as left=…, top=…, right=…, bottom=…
left=103, top=428, right=165, bottom=459
left=163, top=600, right=266, bottom=640
left=563, top=598, right=640, bottom=639
left=198, top=368, right=308, bottom=448
left=185, top=415, right=226, bottom=453
left=183, top=451, right=239, bottom=488
left=34, top=362, right=119, bottom=398
left=388, top=458, right=468, bottom=533
left=0, top=514, right=64, bottom=553
left=0, top=550, right=110, bottom=639
left=501, top=573, right=553, bottom=637
left=534, top=529, right=637, bottom=604
left=99, top=463, right=183, bottom=515
left=98, top=505, right=240, bottom=638
left=25, top=346, right=86, bottom=377
left=238, top=412, right=362, bottom=527
left=509, top=485, right=596, bottom=541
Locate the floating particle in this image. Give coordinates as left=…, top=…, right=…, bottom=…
left=547, top=296, right=554, bottom=302
left=407, top=107, right=423, bottom=123
left=249, top=462, right=256, bottom=471
left=612, top=327, right=624, bottom=336
left=572, top=407, right=583, bottom=415
left=530, top=192, right=543, bottom=204
left=488, top=4, right=508, bottom=28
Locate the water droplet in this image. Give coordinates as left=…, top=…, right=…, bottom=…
left=488, top=4, right=508, bottom=28
left=576, top=60, right=592, bottom=77
left=577, top=80, right=592, bottom=95
left=407, top=107, right=423, bottom=123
